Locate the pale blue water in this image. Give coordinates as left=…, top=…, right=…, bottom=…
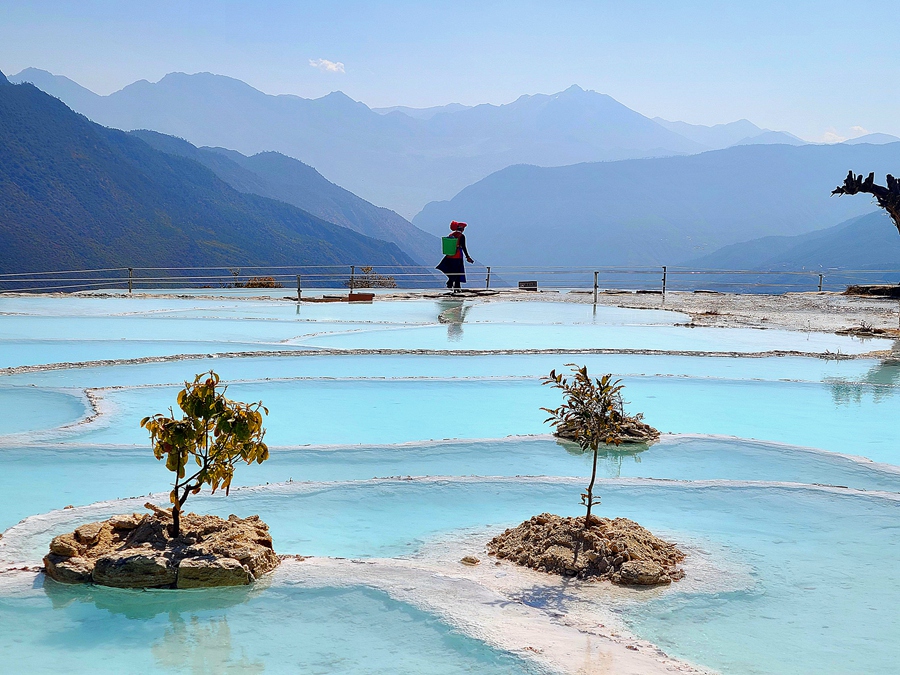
left=3, top=437, right=900, bottom=532
left=0, top=340, right=311, bottom=369
left=1, top=297, right=683, bottom=325
left=7, top=479, right=900, bottom=674
left=0, top=299, right=887, bottom=369
left=0, top=388, right=85, bottom=434
left=0, top=315, right=381, bottom=343
left=301, top=322, right=885, bottom=354
left=2, top=295, right=900, bottom=675
left=45, top=374, right=900, bottom=464
left=0, top=583, right=540, bottom=674
left=5, top=352, right=890, bottom=390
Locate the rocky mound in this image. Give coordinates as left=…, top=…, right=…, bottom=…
left=43, top=504, right=279, bottom=589
left=554, top=417, right=660, bottom=444
left=487, top=513, right=684, bottom=585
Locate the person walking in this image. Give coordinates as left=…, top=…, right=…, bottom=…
left=436, top=221, right=473, bottom=291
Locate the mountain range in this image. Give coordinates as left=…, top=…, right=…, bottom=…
left=0, top=71, right=414, bottom=276
left=413, top=142, right=900, bottom=269
left=678, top=211, right=900, bottom=291
left=127, top=130, right=437, bottom=264
left=9, top=69, right=819, bottom=218
left=7, top=66, right=900, bottom=282
left=687, top=211, right=900, bottom=272
left=652, top=118, right=804, bottom=150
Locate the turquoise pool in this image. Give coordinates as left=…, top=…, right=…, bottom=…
left=0, top=582, right=541, bottom=674
left=1, top=294, right=899, bottom=675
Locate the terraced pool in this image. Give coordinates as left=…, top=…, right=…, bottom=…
left=1, top=293, right=897, bottom=674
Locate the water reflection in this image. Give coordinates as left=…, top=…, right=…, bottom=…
left=826, top=352, right=900, bottom=405
left=152, top=614, right=265, bottom=674
left=42, top=578, right=266, bottom=673
left=43, top=576, right=260, bottom=619
left=556, top=438, right=651, bottom=479
left=437, top=300, right=472, bottom=342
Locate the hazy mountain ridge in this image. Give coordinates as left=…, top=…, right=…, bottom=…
left=413, top=142, right=900, bottom=269
left=11, top=69, right=708, bottom=217
left=734, top=130, right=806, bottom=146
left=128, top=130, right=439, bottom=264
left=373, top=103, right=472, bottom=119
left=0, top=76, right=414, bottom=274
left=685, top=211, right=900, bottom=272
left=653, top=118, right=765, bottom=149
left=844, top=133, right=900, bottom=145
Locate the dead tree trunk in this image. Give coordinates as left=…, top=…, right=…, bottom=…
left=832, top=171, right=900, bottom=234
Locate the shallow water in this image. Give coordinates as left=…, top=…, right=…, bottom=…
left=40, top=373, right=900, bottom=464
left=3, top=294, right=900, bottom=675
left=0, top=340, right=310, bottom=369
left=0, top=388, right=85, bottom=434
left=1, top=296, right=685, bottom=326
left=5, top=480, right=900, bottom=675
left=0, top=298, right=886, bottom=369
left=0, top=582, right=539, bottom=674
left=3, top=436, right=900, bottom=532
left=301, top=322, right=886, bottom=354
left=6, top=351, right=891, bottom=390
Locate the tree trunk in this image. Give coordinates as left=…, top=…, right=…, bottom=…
left=172, top=503, right=181, bottom=538
left=584, top=446, right=599, bottom=529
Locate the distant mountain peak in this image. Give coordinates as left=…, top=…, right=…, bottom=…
left=844, top=132, right=900, bottom=146
left=141, top=72, right=273, bottom=100
left=319, top=90, right=361, bottom=104
left=0, top=70, right=9, bottom=85
left=8, top=68, right=100, bottom=105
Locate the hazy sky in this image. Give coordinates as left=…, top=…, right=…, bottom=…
left=1, top=0, right=897, bottom=141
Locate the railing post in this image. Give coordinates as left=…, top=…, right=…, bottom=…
left=818, top=274, right=823, bottom=292
left=593, top=271, right=598, bottom=304
left=296, top=274, right=302, bottom=301
left=485, top=266, right=491, bottom=289
left=349, top=265, right=355, bottom=293
left=127, top=267, right=133, bottom=294
left=662, top=266, right=667, bottom=295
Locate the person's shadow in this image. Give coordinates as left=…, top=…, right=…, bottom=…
left=437, top=299, right=472, bottom=342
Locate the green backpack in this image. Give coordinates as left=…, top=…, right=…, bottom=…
left=441, top=236, right=459, bottom=256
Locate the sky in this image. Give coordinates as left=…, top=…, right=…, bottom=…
left=1, top=0, right=898, bottom=141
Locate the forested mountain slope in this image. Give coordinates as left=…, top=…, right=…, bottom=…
left=0, top=74, right=414, bottom=275
left=129, top=130, right=438, bottom=264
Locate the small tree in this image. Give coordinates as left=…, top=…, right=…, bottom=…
left=542, top=365, right=624, bottom=528
left=141, top=371, right=269, bottom=537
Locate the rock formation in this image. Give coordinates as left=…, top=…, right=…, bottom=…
left=487, top=513, right=684, bottom=585
left=43, top=504, right=279, bottom=588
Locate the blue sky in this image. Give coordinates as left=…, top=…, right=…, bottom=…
left=1, top=0, right=897, bottom=140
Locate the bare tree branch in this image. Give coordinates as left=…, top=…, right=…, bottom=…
left=833, top=171, right=900, bottom=234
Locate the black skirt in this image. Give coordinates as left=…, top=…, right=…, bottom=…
left=436, top=256, right=466, bottom=283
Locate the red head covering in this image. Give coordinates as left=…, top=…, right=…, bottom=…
left=450, top=221, right=468, bottom=231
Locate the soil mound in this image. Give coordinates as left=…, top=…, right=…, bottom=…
left=554, top=417, right=660, bottom=444
left=43, top=503, right=279, bottom=588
left=487, top=513, right=684, bottom=585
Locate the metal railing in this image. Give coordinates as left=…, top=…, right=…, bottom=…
left=0, top=264, right=897, bottom=296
